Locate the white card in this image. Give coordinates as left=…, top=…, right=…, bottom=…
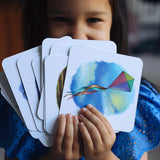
left=17, top=53, right=43, bottom=132
left=2, top=47, right=47, bottom=139
left=44, top=54, right=68, bottom=134
left=38, top=38, right=117, bottom=123
left=18, top=53, right=55, bottom=145
left=41, top=36, right=72, bottom=90
left=32, top=56, right=41, bottom=92
left=38, top=44, right=70, bottom=121
left=2, top=47, right=55, bottom=145
left=41, top=37, right=117, bottom=89
left=35, top=37, right=72, bottom=120
left=37, top=86, right=45, bottom=120
left=43, top=41, right=116, bottom=134
left=60, top=46, right=143, bottom=132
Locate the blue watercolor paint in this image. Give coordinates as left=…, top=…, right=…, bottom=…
left=70, top=61, right=135, bottom=115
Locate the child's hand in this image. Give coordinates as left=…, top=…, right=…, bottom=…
left=79, top=104, right=119, bottom=160
left=47, top=114, right=82, bottom=160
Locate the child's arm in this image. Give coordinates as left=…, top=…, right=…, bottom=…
left=40, top=114, right=82, bottom=160
left=78, top=104, right=119, bottom=160
left=140, top=152, right=148, bottom=160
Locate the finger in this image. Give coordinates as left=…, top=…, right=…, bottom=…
left=73, top=116, right=83, bottom=157
left=86, top=104, right=116, bottom=146
left=62, top=114, right=74, bottom=151
left=53, top=114, right=66, bottom=150
left=80, top=107, right=110, bottom=143
left=78, top=121, right=94, bottom=152
left=86, top=104, right=115, bottom=134
left=72, top=116, right=80, bottom=151
left=79, top=113, right=102, bottom=149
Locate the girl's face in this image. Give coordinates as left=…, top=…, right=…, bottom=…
left=47, top=0, right=112, bottom=40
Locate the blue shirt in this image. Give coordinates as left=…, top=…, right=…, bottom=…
left=0, top=79, right=160, bottom=160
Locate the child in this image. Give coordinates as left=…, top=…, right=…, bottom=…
left=0, top=0, right=160, bottom=160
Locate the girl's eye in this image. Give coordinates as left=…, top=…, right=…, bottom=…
left=50, top=17, right=69, bottom=22
left=87, top=18, right=101, bottom=23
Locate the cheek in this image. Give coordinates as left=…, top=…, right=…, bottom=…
left=48, top=23, right=68, bottom=38
left=99, top=30, right=110, bottom=40
left=100, top=25, right=111, bottom=40
left=89, top=20, right=112, bottom=40
left=91, top=28, right=111, bottom=40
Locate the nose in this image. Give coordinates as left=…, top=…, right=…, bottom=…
left=69, top=24, right=88, bottom=40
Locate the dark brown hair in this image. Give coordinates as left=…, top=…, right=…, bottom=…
left=22, top=0, right=128, bottom=54
left=22, top=0, right=48, bottom=49
left=110, top=0, right=128, bottom=54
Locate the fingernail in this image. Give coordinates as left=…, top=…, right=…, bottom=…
left=80, top=122, right=84, bottom=126
left=74, top=116, right=79, bottom=123
left=59, top=114, right=65, bottom=120
left=79, top=114, right=84, bottom=120
left=59, top=114, right=65, bottom=118
left=87, top=104, right=93, bottom=108
left=67, top=113, right=72, bottom=118
left=82, top=107, right=87, bottom=112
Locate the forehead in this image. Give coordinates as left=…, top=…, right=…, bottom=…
left=47, top=0, right=111, bottom=14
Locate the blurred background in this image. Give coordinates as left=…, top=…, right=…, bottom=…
left=127, top=0, right=160, bottom=91
left=0, top=0, right=23, bottom=72
left=0, top=0, right=160, bottom=159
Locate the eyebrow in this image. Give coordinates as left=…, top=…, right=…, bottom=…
left=48, top=10, right=108, bottom=16
left=85, top=11, right=109, bottom=16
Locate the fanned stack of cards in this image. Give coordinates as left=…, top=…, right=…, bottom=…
left=0, top=36, right=143, bottom=147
